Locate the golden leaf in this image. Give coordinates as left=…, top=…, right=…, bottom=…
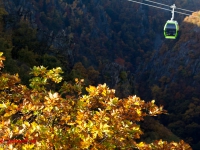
left=75, top=78, right=78, bottom=83
left=24, top=121, right=30, bottom=127
left=137, top=142, right=145, bottom=147
left=0, top=103, right=6, bottom=108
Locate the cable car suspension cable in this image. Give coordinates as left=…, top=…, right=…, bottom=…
left=144, top=0, right=194, bottom=13
left=127, top=0, right=192, bottom=16
left=144, top=0, right=171, bottom=8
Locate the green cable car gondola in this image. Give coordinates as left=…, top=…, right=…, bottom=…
left=127, top=1, right=193, bottom=39
left=164, top=20, right=179, bottom=39
left=163, top=4, right=179, bottom=39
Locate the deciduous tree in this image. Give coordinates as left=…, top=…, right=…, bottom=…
left=0, top=52, right=192, bottom=149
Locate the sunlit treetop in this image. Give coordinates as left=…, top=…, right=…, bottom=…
left=0, top=52, right=192, bottom=149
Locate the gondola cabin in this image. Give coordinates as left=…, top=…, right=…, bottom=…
left=164, top=20, right=179, bottom=39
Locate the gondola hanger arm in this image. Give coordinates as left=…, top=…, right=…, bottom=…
left=170, top=4, right=176, bottom=21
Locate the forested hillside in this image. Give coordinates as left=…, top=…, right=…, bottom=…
left=0, top=0, right=200, bottom=149
left=135, top=11, right=200, bottom=149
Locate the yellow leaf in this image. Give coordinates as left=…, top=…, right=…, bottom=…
left=43, top=106, right=53, bottom=112
left=24, top=121, right=30, bottom=127
left=22, top=144, right=35, bottom=149
left=81, top=135, right=93, bottom=149
left=0, top=103, right=6, bottom=108
left=134, top=101, right=140, bottom=105
left=86, top=86, right=97, bottom=95
left=102, top=89, right=107, bottom=97
left=67, top=122, right=76, bottom=126
left=75, top=78, right=78, bottom=83
left=61, top=115, right=71, bottom=123
left=4, top=112, right=12, bottom=117
left=13, top=126, right=19, bottom=133
left=136, top=109, right=141, bottom=116
left=88, top=120, right=94, bottom=128
left=31, top=122, right=38, bottom=130
left=137, top=142, right=145, bottom=147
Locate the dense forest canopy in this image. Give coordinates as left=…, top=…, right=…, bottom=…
left=0, top=0, right=200, bottom=149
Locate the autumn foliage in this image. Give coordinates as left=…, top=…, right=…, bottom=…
left=0, top=52, right=191, bottom=149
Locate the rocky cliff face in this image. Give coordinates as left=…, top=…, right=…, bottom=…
left=3, top=0, right=77, bottom=68
left=3, top=0, right=36, bottom=28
